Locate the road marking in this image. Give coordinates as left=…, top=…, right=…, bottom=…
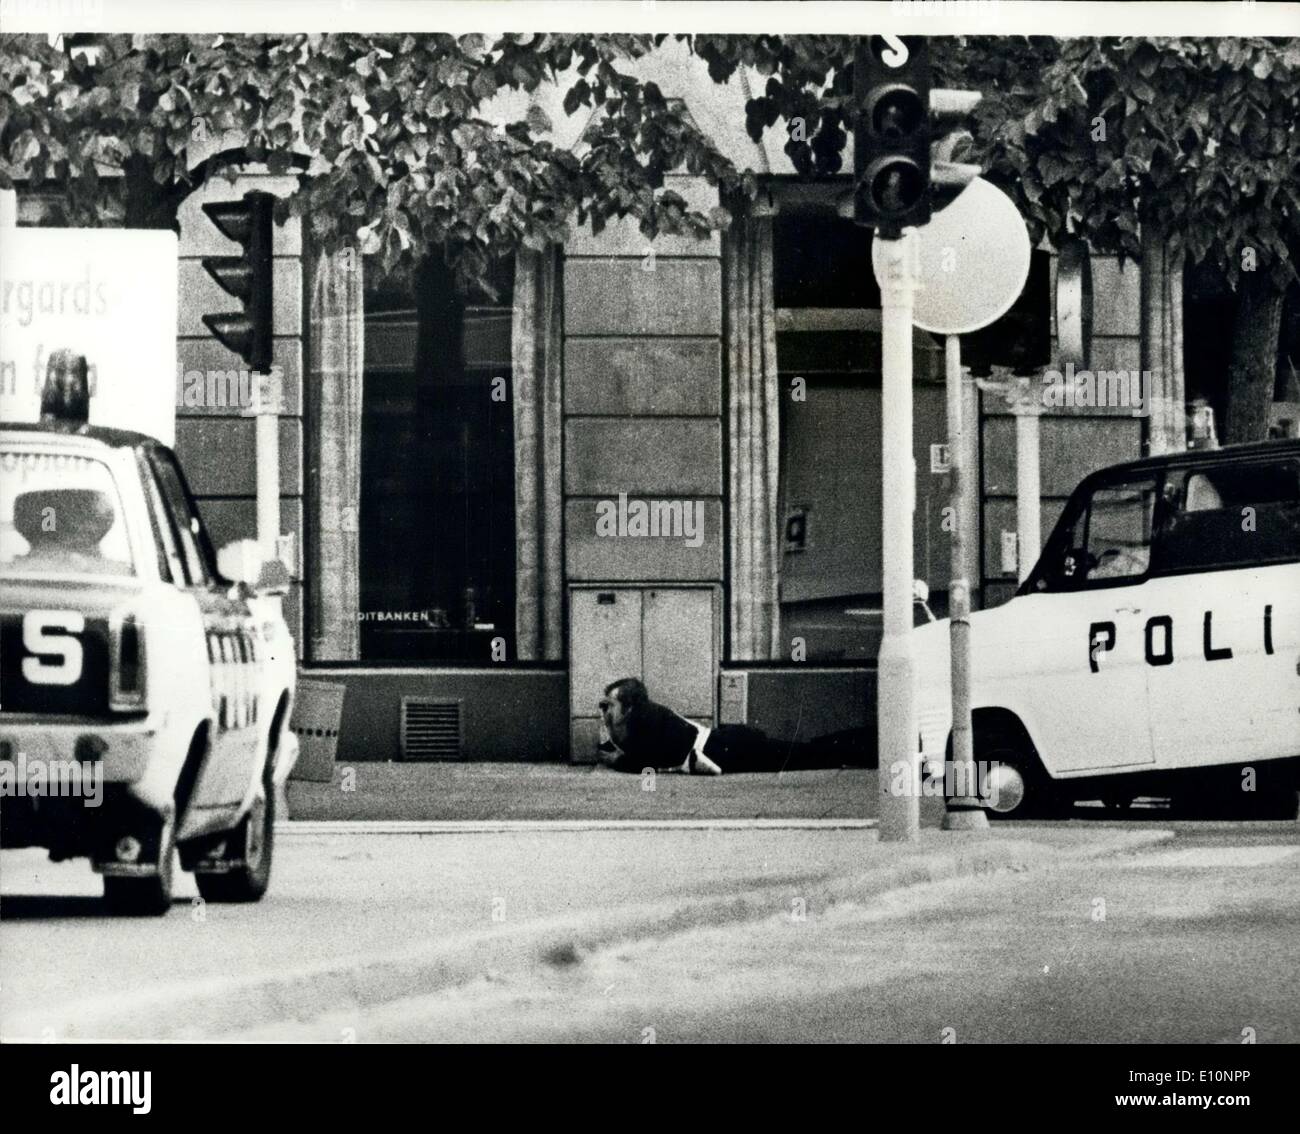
left=277, top=818, right=877, bottom=836
left=1122, top=845, right=1300, bottom=869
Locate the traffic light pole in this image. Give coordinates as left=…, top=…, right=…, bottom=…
left=1015, top=397, right=1042, bottom=582
left=255, top=370, right=280, bottom=565
left=942, top=334, right=988, bottom=830
left=852, top=35, right=992, bottom=836
left=874, top=230, right=921, bottom=842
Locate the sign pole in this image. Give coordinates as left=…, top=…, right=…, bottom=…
left=1014, top=395, right=1042, bottom=582
left=942, top=334, right=988, bottom=830
left=255, top=370, right=281, bottom=565
left=874, top=231, right=921, bottom=842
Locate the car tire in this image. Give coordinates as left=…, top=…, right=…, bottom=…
left=970, top=725, right=1053, bottom=821
left=194, top=760, right=275, bottom=904
left=102, top=813, right=177, bottom=916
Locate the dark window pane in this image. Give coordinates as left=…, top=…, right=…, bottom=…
left=359, top=252, right=516, bottom=662
left=1156, top=460, right=1300, bottom=572
left=773, top=211, right=878, bottom=309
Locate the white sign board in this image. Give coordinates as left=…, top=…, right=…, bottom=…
left=875, top=177, right=1032, bottom=337
left=1, top=228, right=178, bottom=445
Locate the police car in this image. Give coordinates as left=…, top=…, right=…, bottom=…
left=913, top=439, right=1300, bottom=818
left=0, top=422, right=298, bottom=913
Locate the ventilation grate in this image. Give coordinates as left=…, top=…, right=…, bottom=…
left=400, top=698, right=463, bottom=761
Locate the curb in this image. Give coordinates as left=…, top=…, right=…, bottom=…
left=5, top=828, right=1174, bottom=1041
left=277, top=818, right=877, bottom=834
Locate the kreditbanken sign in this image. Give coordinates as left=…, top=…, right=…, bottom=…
left=0, top=228, right=178, bottom=445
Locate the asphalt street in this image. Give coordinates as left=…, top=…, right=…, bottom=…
left=386, top=823, right=1297, bottom=1045
left=3, top=814, right=1296, bottom=1042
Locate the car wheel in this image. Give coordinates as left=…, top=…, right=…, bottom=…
left=195, top=763, right=275, bottom=903
left=103, top=813, right=176, bottom=916
left=971, top=727, right=1052, bottom=821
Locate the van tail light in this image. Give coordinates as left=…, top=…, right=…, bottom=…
left=109, top=610, right=146, bottom=711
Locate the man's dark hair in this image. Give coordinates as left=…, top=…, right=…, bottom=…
left=604, top=677, right=648, bottom=708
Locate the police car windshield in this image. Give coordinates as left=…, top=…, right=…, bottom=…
left=0, top=448, right=136, bottom=578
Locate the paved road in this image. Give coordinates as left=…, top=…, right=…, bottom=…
left=0, top=821, right=892, bottom=1037
left=3, top=818, right=1296, bottom=1042
left=351, top=823, right=1295, bottom=1045
left=243, top=823, right=1300, bottom=1044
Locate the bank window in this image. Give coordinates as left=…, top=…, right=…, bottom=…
left=360, top=252, right=515, bottom=662
left=1156, top=459, right=1300, bottom=573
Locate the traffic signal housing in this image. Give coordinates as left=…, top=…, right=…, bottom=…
left=201, top=191, right=274, bottom=372
left=853, top=36, right=932, bottom=237
left=928, top=88, right=983, bottom=216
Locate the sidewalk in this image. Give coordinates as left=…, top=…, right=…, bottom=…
left=286, top=761, right=887, bottom=822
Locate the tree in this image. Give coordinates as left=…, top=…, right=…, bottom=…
left=983, top=37, right=1300, bottom=442
left=0, top=32, right=742, bottom=291
left=688, top=34, right=1300, bottom=443
left=5, top=33, right=1297, bottom=440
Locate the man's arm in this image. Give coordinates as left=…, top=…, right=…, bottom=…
left=595, top=721, right=639, bottom=773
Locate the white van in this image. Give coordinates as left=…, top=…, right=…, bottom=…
left=911, top=439, right=1300, bottom=818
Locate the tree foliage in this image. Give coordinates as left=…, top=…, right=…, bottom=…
left=7, top=32, right=1295, bottom=286
left=690, top=35, right=1300, bottom=289
left=3, top=32, right=1296, bottom=435
left=0, top=32, right=743, bottom=289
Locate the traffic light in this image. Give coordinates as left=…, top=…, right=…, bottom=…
left=853, top=36, right=986, bottom=235
left=928, top=88, right=983, bottom=215
left=853, top=36, right=932, bottom=236
left=201, top=191, right=274, bottom=372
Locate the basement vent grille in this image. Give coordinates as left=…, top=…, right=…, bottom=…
left=400, top=698, right=463, bottom=761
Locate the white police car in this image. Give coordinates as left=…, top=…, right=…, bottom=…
left=913, top=439, right=1300, bottom=818
left=0, top=422, right=298, bottom=913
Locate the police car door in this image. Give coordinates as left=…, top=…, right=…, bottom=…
left=146, top=450, right=261, bottom=806
left=1019, top=472, right=1159, bottom=775
left=1143, top=455, right=1300, bottom=770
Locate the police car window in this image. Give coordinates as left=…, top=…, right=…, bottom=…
left=139, top=457, right=184, bottom=585
left=1083, top=479, right=1157, bottom=581
left=148, top=452, right=211, bottom=587
left=1041, top=476, right=1157, bottom=589
left=1156, top=459, right=1300, bottom=572
left=0, top=449, right=137, bottom=578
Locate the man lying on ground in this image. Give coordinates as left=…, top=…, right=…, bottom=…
left=595, top=677, right=871, bottom=776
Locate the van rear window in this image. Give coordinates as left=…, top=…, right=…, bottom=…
left=1155, top=458, right=1300, bottom=572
